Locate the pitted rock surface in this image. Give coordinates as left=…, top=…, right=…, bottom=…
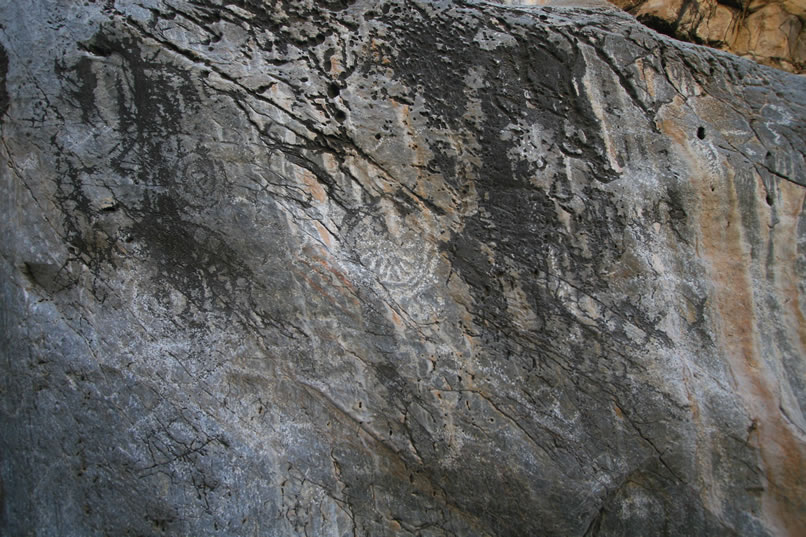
left=1, top=1, right=806, bottom=536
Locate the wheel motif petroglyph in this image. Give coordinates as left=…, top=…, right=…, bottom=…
left=346, top=210, right=443, bottom=322
left=349, top=213, right=437, bottom=289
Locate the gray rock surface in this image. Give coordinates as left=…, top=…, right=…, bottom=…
left=1, top=1, right=805, bottom=536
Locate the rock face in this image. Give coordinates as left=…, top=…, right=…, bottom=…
left=1, top=1, right=806, bottom=536
left=609, top=0, right=806, bottom=73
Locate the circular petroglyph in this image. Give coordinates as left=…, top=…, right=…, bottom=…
left=181, top=156, right=226, bottom=205
left=345, top=208, right=444, bottom=323
left=347, top=212, right=438, bottom=289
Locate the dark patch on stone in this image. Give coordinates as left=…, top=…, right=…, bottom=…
left=79, top=33, right=115, bottom=57
left=21, top=262, right=74, bottom=294
left=315, top=0, right=357, bottom=11
left=637, top=14, right=680, bottom=40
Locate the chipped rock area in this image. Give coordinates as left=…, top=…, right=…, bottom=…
left=608, top=0, right=806, bottom=73
left=1, top=1, right=806, bottom=536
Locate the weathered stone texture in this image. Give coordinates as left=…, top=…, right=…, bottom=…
left=1, top=1, right=805, bottom=536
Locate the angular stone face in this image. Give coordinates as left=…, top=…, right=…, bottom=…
left=1, top=1, right=805, bottom=536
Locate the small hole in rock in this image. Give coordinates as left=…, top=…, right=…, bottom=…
left=766, top=193, right=774, bottom=206
left=697, top=126, right=706, bottom=140
left=334, top=109, right=347, bottom=122
left=327, top=83, right=341, bottom=98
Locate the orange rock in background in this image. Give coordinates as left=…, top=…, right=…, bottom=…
left=610, top=0, right=806, bottom=73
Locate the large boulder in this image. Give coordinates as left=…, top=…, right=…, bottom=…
left=1, top=1, right=805, bottom=536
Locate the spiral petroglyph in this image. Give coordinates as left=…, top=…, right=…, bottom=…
left=181, top=156, right=226, bottom=205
